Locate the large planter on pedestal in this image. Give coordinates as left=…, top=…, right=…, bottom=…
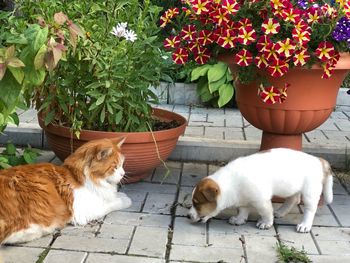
left=38, top=108, right=187, bottom=183
left=222, top=53, right=350, bottom=150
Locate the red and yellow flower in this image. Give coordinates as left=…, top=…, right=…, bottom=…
left=234, top=49, right=253, bottom=66
left=221, top=0, right=240, bottom=15
left=193, top=47, right=211, bottom=64
left=197, top=30, right=214, bottom=46
left=267, top=59, right=289, bottom=77
left=254, top=53, right=269, bottom=69
left=217, top=29, right=236, bottom=48
left=256, top=35, right=272, bottom=52
left=172, top=48, right=189, bottom=64
left=191, top=0, right=210, bottom=15
left=180, top=25, right=197, bottom=41
left=276, top=38, right=295, bottom=58
left=258, top=84, right=281, bottom=104
left=163, top=36, right=181, bottom=49
left=315, top=41, right=335, bottom=62
left=293, top=49, right=310, bottom=66
left=237, top=26, right=257, bottom=45
left=261, top=18, right=280, bottom=35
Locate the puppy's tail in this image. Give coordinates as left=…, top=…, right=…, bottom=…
left=321, top=158, right=333, bottom=204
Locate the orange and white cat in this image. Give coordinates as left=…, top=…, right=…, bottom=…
left=0, top=137, right=131, bottom=245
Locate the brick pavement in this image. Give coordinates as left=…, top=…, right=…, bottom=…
left=1, top=156, right=350, bottom=263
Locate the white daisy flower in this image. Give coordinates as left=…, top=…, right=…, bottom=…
left=124, top=29, right=137, bottom=42
left=117, top=22, right=128, bottom=30
left=111, top=25, right=125, bottom=38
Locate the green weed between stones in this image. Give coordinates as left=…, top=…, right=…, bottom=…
left=276, top=242, right=312, bottom=263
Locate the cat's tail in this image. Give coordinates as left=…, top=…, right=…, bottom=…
left=321, top=158, right=333, bottom=205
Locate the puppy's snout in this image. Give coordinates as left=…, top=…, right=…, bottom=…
left=186, top=214, right=191, bottom=219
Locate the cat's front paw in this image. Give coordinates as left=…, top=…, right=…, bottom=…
left=116, top=192, right=128, bottom=198
left=119, top=195, right=132, bottom=209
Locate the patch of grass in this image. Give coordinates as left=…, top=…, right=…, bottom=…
left=276, top=242, right=312, bottom=263
left=35, top=247, right=50, bottom=263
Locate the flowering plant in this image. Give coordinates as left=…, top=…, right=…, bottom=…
left=160, top=0, right=350, bottom=104
left=11, top=0, right=164, bottom=135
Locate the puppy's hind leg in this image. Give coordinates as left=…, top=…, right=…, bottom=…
left=274, top=193, right=301, bottom=218
left=229, top=207, right=250, bottom=225
left=255, top=200, right=274, bottom=230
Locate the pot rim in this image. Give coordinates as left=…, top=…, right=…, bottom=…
left=38, top=107, right=187, bottom=143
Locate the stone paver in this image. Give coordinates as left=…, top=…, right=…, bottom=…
left=181, top=162, right=207, bottom=186
left=51, top=235, right=129, bottom=253
left=86, top=254, right=165, bottom=263
left=128, top=226, right=168, bottom=258
left=277, top=225, right=319, bottom=254
left=169, top=245, right=244, bottom=263
left=244, top=236, right=280, bottom=262
left=0, top=246, right=44, bottom=263
left=43, top=250, right=87, bottom=263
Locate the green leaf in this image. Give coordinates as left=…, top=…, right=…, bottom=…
left=23, top=151, right=35, bottom=164
left=8, top=66, right=24, bottom=84
left=100, top=107, right=105, bottom=123
left=114, top=111, right=122, bottom=124
left=0, top=70, right=22, bottom=108
left=0, top=162, right=11, bottom=169
left=88, top=102, right=100, bottom=111
left=208, top=76, right=226, bottom=94
left=197, top=78, right=214, bottom=103
left=96, top=94, right=106, bottom=106
left=218, top=84, right=234, bottom=108
left=226, top=70, right=233, bottom=82
left=6, top=143, right=16, bottom=155
left=25, top=69, right=46, bottom=86
left=0, top=63, right=6, bottom=80
left=7, top=57, right=25, bottom=68
left=33, top=27, right=49, bottom=53
left=58, top=99, right=69, bottom=114
left=207, top=62, right=227, bottom=82
left=9, top=112, right=19, bottom=126
left=34, top=44, right=47, bottom=70
left=0, top=113, right=4, bottom=128
left=191, top=65, right=211, bottom=81
left=6, top=35, right=28, bottom=45
left=44, top=111, right=55, bottom=126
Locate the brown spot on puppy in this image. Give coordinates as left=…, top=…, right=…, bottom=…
left=318, top=157, right=332, bottom=181
left=192, top=178, right=220, bottom=218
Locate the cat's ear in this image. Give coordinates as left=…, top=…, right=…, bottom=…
left=96, top=147, right=113, bottom=161
left=111, top=136, right=126, bottom=148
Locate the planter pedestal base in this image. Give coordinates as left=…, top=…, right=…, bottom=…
left=260, top=132, right=302, bottom=151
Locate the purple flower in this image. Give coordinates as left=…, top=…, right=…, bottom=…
left=297, top=0, right=308, bottom=9
left=332, top=17, right=350, bottom=47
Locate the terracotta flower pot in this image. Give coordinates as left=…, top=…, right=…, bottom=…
left=38, top=108, right=187, bottom=183
left=221, top=53, right=350, bottom=150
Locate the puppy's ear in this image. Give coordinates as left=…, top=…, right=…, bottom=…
left=201, top=184, right=219, bottom=202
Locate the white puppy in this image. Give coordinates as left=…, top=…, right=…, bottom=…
left=188, top=148, right=333, bottom=233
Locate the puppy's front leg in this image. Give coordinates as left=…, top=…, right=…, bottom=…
left=255, top=200, right=274, bottom=230
left=229, top=207, right=250, bottom=225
